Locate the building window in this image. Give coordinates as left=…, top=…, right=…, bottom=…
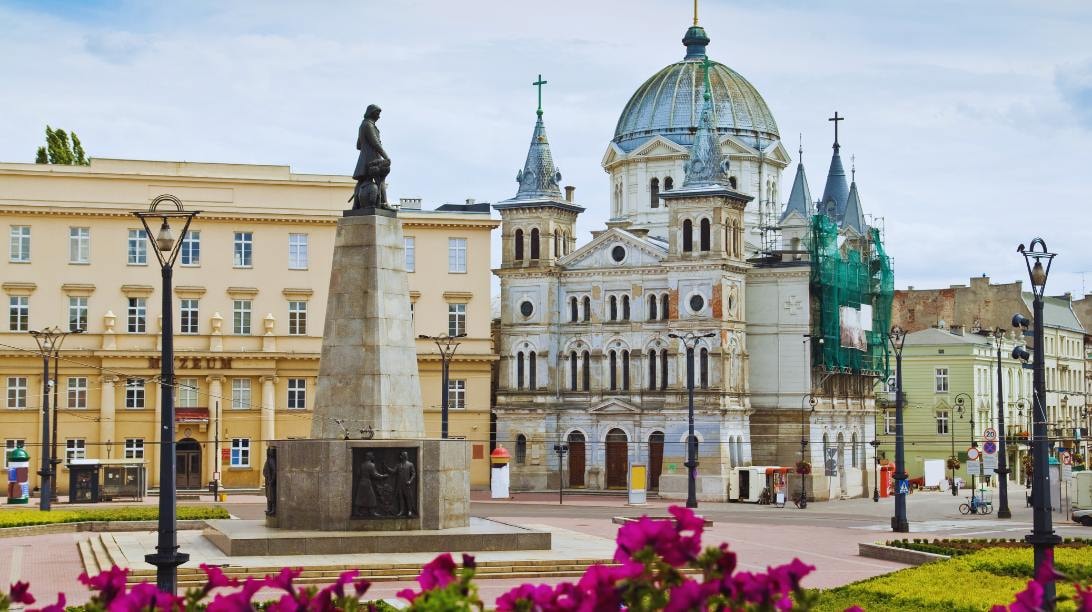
left=233, top=232, right=253, bottom=267
left=569, top=297, right=578, bottom=322
left=935, top=368, right=949, bottom=393
left=447, top=379, right=466, bottom=409
left=648, top=350, right=657, bottom=390
left=232, top=379, right=252, bottom=410
left=287, top=233, right=309, bottom=270
left=700, top=218, right=711, bottom=251
left=127, top=229, right=147, bottom=265
left=288, top=301, right=307, bottom=335
left=230, top=438, right=250, bottom=467
left=664, top=177, right=674, bottom=190
left=514, top=229, right=524, bottom=261
left=9, top=296, right=29, bottom=332
left=515, top=434, right=527, bottom=464
left=125, top=378, right=145, bottom=409
left=530, top=228, right=540, bottom=260
left=448, top=237, right=467, bottom=273
left=404, top=236, right=415, bottom=272
left=124, top=438, right=145, bottom=459
left=884, top=411, right=896, bottom=435
left=233, top=300, right=252, bottom=335
left=569, top=351, right=578, bottom=391
left=68, top=296, right=88, bottom=332
left=609, top=296, right=618, bottom=321
left=622, top=295, right=631, bottom=321
left=448, top=303, right=466, bottom=337
left=609, top=350, right=618, bottom=391
left=4, top=440, right=26, bottom=467
left=180, top=230, right=200, bottom=266
left=516, top=351, right=525, bottom=390
left=622, top=350, right=630, bottom=390
left=127, top=298, right=146, bottom=333
left=682, top=220, right=693, bottom=252
left=648, top=294, right=657, bottom=321
left=65, top=439, right=86, bottom=462
left=67, top=377, right=87, bottom=409
left=287, top=378, right=306, bottom=409
left=177, top=379, right=198, bottom=407
left=528, top=352, right=537, bottom=390
left=180, top=299, right=199, bottom=334
left=650, top=177, right=660, bottom=208
left=660, top=294, right=669, bottom=321
left=582, top=350, right=591, bottom=391
left=69, top=227, right=90, bottom=263
left=582, top=296, right=591, bottom=322
left=700, top=347, right=709, bottom=389
left=660, top=348, right=668, bottom=390
left=936, top=410, right=949, bottom=435
left=9, top=226, right=30, bottom=262
left=553, top=229, right=560, bottom=257
left=6, top=377, right=27, bottom=409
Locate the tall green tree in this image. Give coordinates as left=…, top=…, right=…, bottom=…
left=34, top=125, right=89, bottom=165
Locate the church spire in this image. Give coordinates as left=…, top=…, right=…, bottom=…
left=780, top=138, right=812, bottom=222
left=820, top=111, right=849, bottom=220
left=843, top=173, right=867, bottom=235
left=511, top=76, right=564, bottom=201
left=681, top=57, right=728, bottom=189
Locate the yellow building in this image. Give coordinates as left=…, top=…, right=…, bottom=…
left=0, top=158, right=498, bottom=493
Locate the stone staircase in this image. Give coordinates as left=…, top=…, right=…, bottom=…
left=78, top=533, right=618, bottom=588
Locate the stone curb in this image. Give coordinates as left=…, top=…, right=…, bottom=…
left=0, top=520, right=208, bottom=539
left=858, top=542, right=950, bottom=566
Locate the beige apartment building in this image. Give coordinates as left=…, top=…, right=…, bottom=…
left=0, top=158, right=498, bottom=493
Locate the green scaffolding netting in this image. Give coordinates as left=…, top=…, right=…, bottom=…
left=809, top=215, right=894, bottom=377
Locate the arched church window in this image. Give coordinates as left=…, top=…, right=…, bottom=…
left=516, top=434, right=527, bottom=464
left=660, top=348, right=668, bottom=389
left=563, top=231, right=569, bottom=255
left=648, top=294, right=657, bottom=320
left=700, top=218, right=711, bottom=252
left=609, top=296, right=618, bottom=321
left=650, top=178, right=660, bottom=209
left=582, top=350, right=591, bottom=390
left=852, top=432, right=859, bottom=468
left=648, top=350, right=657, bottom=390
left=660, top=294, right=669, bottom=321
left=664, top=177, right=674, bottom=190
left=622, top=350, right=630, bottom=390
left=582, top=296, right=591, bottom=322
left=609, top=350, right=618, bottom=391
left=682, top=220, right=693, bottom=252
left=700, top=347, right=709, bottom=389
left=530, top=228, right=540, bottom=260
left=528, top=351, right=537, bottom=390
left=553, top=229, right=560, bottom=258
left=516, top=351, right=525, bottom=389
left=622, top=295, right=630, bottom=320
left=570, top=297, right=579, bottom=322
left=570, top=351, right=578, bottom=391
left=514, top=229, right=524, bottom=261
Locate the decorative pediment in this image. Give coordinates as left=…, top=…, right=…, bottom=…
left=719, top=135, right=760, bottom=157
left=764, top=141, right=792, bottom=167
left=601, top=142, right=627, bottom=169
left=559, top=227, right=667, bottom=270
left=589, top=398, right=640, bottom=414
left=631, top=135, right=689, bottom=159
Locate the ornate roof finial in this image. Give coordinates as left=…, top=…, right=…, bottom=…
left=682, top=3, right=710, bottom=60
left=828, top=111, right=844, bottom=150
left=798, top=133, right=803, bottom=159
left=693, top=0, right=699, bottom=26
left=851, top=154, right=856, bottom=182
left=508, top=79, right=563, bottom=202
left=682, top=56, right=728, bottom=189
left=533, top=74, right=547, bottom=117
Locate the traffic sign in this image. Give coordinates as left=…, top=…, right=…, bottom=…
left=895, top=479, right=910, bottom=495
left=1061, top=451, right=1073, bottom=466
left=983, top=441, right=998, bottom=455
left=966, top=447, right=981, bottom=461
left=983, top=454, right=997, bottom=473
left=967, top=461, right=982, bottom=476
left=984, top=428, right=998, bottom=442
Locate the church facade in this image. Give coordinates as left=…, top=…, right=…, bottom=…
left=493, top=20, right=892, bottom=501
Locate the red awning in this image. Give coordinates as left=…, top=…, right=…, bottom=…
left=765, top=467, right=776, bottom=475
left=175, top=408, right=209, bottom=423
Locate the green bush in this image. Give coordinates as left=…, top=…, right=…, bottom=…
left=0, top=506, right=229, bottom=529
left=885, top=537, right=1092, bottom=557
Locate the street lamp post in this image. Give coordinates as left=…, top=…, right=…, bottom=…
left=28, top=327, right=79, bottom=511
left=668, top=331, right=715, bottom=509
left=135, top=194, right=199, bottom=594
left=869, top=438, right=880, bottom=502
left=1013, top=238, right=1062, bottom=603
left=798, top=394, right=817, bottom=509
left=888, top=325, right=909, bottom=533
left=992, top=329, right=1012, bottom=518
left=418, top=334, right=465, bottom=439
left=955, top=393, right=975, bottom=494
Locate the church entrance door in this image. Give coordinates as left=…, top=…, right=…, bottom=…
left=176, top=438, right=202, bottom=490
left=605, top=428, right=628, bottom=489
left=568, top=432, right=585, bottom=487
left=648, top=432, right=664, bottom=490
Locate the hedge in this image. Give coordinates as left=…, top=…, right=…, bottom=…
left=0, top=506, right=229, bottom=528
left=885, top=537, right=1092, bottom=557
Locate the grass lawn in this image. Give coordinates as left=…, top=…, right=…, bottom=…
left=0, top=506, right=230, bottom=529
left=814, top=546, right=1092, bottom=611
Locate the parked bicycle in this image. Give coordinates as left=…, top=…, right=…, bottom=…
left=959, top=490, right=994, bottom=515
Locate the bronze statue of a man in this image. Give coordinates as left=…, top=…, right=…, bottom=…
left=386, top=451, right=417, bottom=517
left=262, top=447, right=277, bottom=516
left=352, top=104, right=392, bottom=210
left=353, top=451, right=388, bottom=517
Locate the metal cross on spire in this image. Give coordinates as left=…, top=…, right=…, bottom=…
left=828, top=111, right=844, bottom=147
left=533, top=74, right=548, bottom=116
left=851, top=154, right=856, bottom=182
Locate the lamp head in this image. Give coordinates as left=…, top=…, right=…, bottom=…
left=1012, top=314, right=1030, bottom=329
left=1012, top=345, right=1031, bottom=362
left=155, top=218, right=175, bottom=253
left=888, top=325, right=906, bottom=350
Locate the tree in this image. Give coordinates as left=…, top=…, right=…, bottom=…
left=34, top=125, right=89, bottom=165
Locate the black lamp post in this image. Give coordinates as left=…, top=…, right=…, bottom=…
left=888, top=325, right=909, bottom=533
left=798, top=394, right=817, bottom=509
left=869, top=438, right=880, bottom=502
left=418, top=333, right=465, bottom=439
left=955, top=393, right=976, bottom=494
left=553, top=442, right=568, bottom=505
left=1013, top=238, right=1062, bottom=603
left=28, top=327, right=80, bottom=510
left=135, top=194, right=199, bottom=594
left=991, top=329, right=1012, bottom=518
left=668, top=331, right=715, bottom=509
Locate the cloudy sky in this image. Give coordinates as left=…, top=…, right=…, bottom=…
left=2, top=0, right=1090, bottom=298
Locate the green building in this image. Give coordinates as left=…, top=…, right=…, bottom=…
left=877, top=326, right=1030, bottom=489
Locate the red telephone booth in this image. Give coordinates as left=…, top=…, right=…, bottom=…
left=879, top=464, right=894, bottom=498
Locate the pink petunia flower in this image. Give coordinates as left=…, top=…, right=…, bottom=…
left=9, top=581, right=35, bottom=605
left=417, top=553, right=457, bottom=591
left=78, top=566, right=129, bottom=604
left=33, top=592, right=66, bottom=612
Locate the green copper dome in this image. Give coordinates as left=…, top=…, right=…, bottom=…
left=613, top=26, right=779, bottom=153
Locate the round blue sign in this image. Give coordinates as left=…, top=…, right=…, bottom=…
left=983, top=441, right=998, bottom=454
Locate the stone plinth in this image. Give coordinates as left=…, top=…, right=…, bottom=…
left=268, top=439, right=468, bottom=531
left=311, top=212, right=424, bottom=440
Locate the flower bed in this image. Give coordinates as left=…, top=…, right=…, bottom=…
left=0, top=506, right=229, bottom=529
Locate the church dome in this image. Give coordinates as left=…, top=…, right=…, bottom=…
left=612, top=25, right=780, bottom=153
